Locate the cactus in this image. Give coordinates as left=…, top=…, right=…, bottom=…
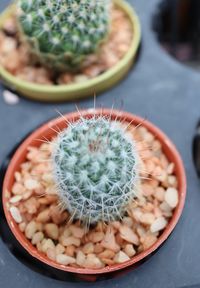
left=52, top=113, right=140, bottom=226
left=17, top=0, right=111, bottom=71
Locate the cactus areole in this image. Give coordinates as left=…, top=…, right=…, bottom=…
left=52, top=114, right=140, bottom=226
left=17, top=0, right=111, bottom=71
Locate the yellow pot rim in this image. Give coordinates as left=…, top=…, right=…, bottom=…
left=0, top=0, right=141, bottom=95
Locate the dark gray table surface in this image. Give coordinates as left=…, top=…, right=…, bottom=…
left=0, top=0, right=200, bottom=287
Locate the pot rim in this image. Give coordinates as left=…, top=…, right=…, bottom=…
left=0, top=0, right=141, bottom=94
left=2, top=109, right=187, bottom=275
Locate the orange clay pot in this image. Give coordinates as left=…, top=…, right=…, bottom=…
left=2, top=109, right=186, bottom=279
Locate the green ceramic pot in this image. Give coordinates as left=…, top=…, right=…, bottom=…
left=0, top=0, right=141, bottom=102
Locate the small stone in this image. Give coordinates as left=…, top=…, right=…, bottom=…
left=114, top=251, right=130, bottom=264
left=167, top=163, right=175, bottom=175
left=42, top=173, right=54, bottom=184
left=3, top=90, right=19, bottom=105
left=24, top=179, right=39, bottom=190
left=56, top=254, right=76, bottom=265
left=55, top=244, right=65, bottom=255
left=94, top=243, right=104, bottom=254
left=25, top=221, right=37, bottom=239
left=69, top=225, right=85, bottom=239
left=142, top=184, right=154, bottom=197
left=44, top=223, right=59, bottom=240
left=101, top=227, right=120, bottom=252
left=84, top=254, right=104, bottom=269
left=142, top=234, right=157, bottom=250
left=37, top=209, right=50, bottom=223
left=154, top=187, right=165, bottom=202
left=3, top=17, right=17, bottom=35
left=119, top=225, right=139, bottom=245
left=32, top=232, right=44, bottom=245
left=164, top=188, right=178, bottom=208
left=49, top=205, right=68, bottom=225
left=24, top=197, right=39, bottom=214
left=62, top=236, right=80, bottom=247
left=9, top=206, right=22, bottom=223
left=140, top=213, right=155, bottom=225
left=65, top=245, right=76, bottom=257
left=46, top=248, right=56, bottom=261
left=19, top=222, right=26, bottom=232
left=12, top=182, right=25, bottom=195
left=167, top=176, right=177, bottom=187
left=98, top=249, right=115, bottom=259
left=150, top=217, right=168, bottom=233
left=122, top=217, right=133, bottom=228
left=14, top=172, right=21, bottom=182
left=160, top=201, right=172, bottom=212
left=9, top=195, right=22, bottom=204
left=76, top=251, right=86, bottom=266
left=82, top=243, right=94, bottom=254
left=41, top=239, right=55, bottom=253
left=124, top=244, right=136, bottom=257
left=89, top=232, right=104, bottom=243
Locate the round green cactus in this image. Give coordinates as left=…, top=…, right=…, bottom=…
left=17, top=0, right=111, bottom=71
left=52, top=114, right=140, bottom=226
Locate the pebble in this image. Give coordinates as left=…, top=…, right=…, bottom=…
left=164, top=188, right=178, bottom=208
left=62, top=236, right=80, bottom=247
left=41, top=239, right=55, bottom=253
left=119, top=225, right=139, bottom=245
left=76, top=251, right=86, bottom=266
left=83, top=254, right=104, bottom=269
left=3, top=90, right=19, bottom=105
left=36, top=209, right=50, bottom=223
left=150, top=217, right=168, bottom=233
left=101, top=227, right=120, bottom=252
left=55, top=244, right=65, bottom=255
left=65, top=245, right=76, bottom=257
left=82, top=243, right=94, bottom=254
left=154, top=187, right=165, bottom=202
left=32, top=232, right=44, bottom=245
left=98, top=249, right=115, bottom=259
left=12, top=182, right=25, bottom=195
left=124, top=244, right=136, bottom=257
left=69, top=225, right=85, bottom=239
left=142, top=234, right=157, bottom=250
left=46, top=248, right=56, bottom=261
left=24, top=179, right=39, bottom=190
left=9, top=195, right=22, bottom=204
left=122, top=217, right=133, bottom=228
left=10, top=206, right=22, bottom=223
left=114, top=251, right=130, bottom=263
left=140, top=213, right=155, bottom=225
left=56, top=254, right=76, bottom=265
left=89, top=231, right=104, bottom=243
left=44, top=223, right=59, bottom=240
left=25, top=221, right=37, bottom=239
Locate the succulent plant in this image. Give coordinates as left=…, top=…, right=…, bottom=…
left=52, top=113, right=140, bottom=226
left=17, top=0, right=111, bottom=71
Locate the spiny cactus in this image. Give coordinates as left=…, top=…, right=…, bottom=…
left=52, top=114, right=140, bottom=226
left=17, top=0, right=111, bottom=71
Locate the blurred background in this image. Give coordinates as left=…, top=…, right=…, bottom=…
left=153, top=0, right=200, bottom=70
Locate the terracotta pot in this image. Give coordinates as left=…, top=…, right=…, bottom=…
left=0, top=0, right=141, bottom=102
left=2, top=109, right=186, bottom=278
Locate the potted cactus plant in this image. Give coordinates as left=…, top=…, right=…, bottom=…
left=0, top=0, right=141, bottom=101
left=3, top=109, right=186, bottom=278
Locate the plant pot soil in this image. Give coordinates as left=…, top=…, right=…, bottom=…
left=0, top=0, right=141, bottom=101
left=2, top=109, right=186, bottom=275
